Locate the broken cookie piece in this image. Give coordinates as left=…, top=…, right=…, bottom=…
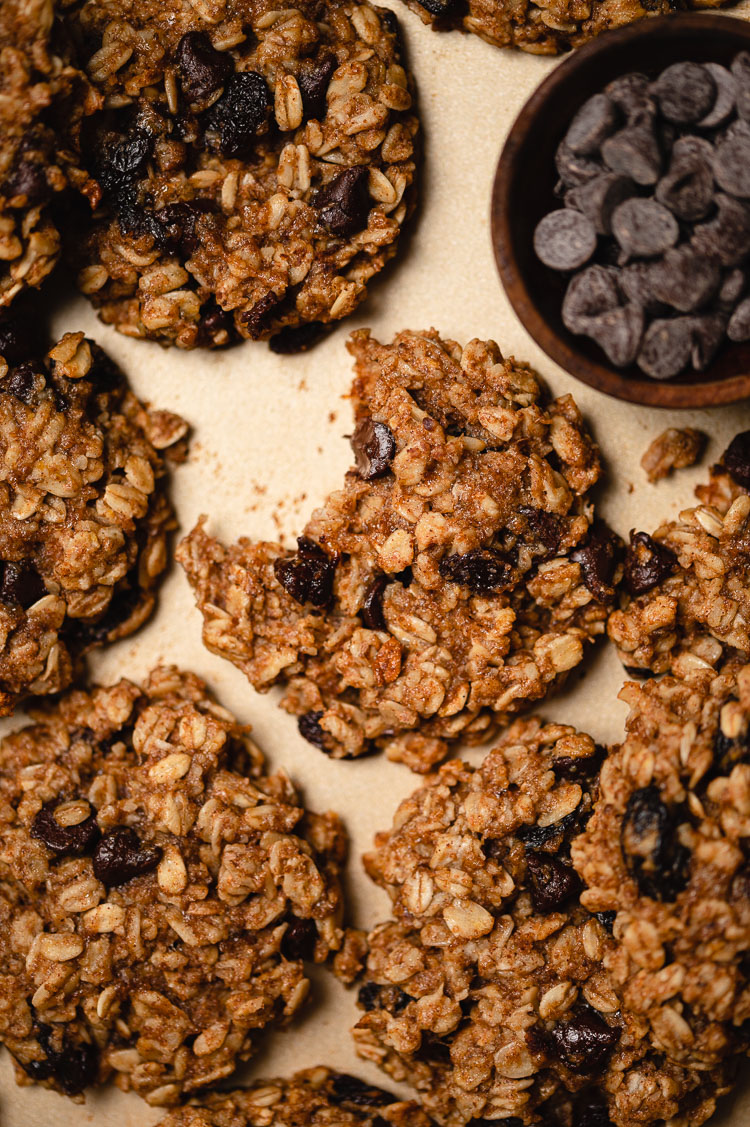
left=640, top=426, right=706, bottom=483
left=178, top=328, right=615, bottom=772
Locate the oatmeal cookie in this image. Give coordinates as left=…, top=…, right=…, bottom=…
left=640, top=427, right=705, bottom=485
left=178, top=328, right=614, bottom=772
left=0, top=319, right=186, bottom=714
left=159, top=1066, right=435, bottom=1127
left=0, top=0, right=98, bottom=306
left=609, top=432, right=750, bottom=678
left=62, top=0, right=419, bottom=350
left=0, top=666, right=348, bottom=1105
left=400, top=0, right=729, bottom=56
left=353, top=717, right=733, bottom=1126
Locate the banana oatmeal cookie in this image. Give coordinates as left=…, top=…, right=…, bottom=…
left=158, top=1065, right=435, bottom=1127
left=0, top=666, right=348, bottom=1105
left=400, top=0, right=729, bottom=56
left=178, top=328, right=615, bottom=772
left=62, top=0, right=419, bottom=349
left=609, top=431, right=750, bottom=678
left=352, top=717, right=737, bottom=1127
left=0, top=320, right=186, bottom=715
left=0, top=0, right=97, bottom=307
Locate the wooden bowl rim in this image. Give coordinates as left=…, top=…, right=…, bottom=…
left=492, top=12, right=750, bottom=409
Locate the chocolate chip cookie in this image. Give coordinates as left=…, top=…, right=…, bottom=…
left=353, top=716, right=736, bottom=1126
left=0, top=666, right=348, bottom=1104
left=178, top=328, right=613, bottom=772
left=401, top=0, right=729, bottom=56
left=63, top=0, right=419, bottom=349
left=0, top=320, right=186, bottom=714
left=158, top=1066, right=434, bottom=1127
left=0, top=0, right=97, bottom=307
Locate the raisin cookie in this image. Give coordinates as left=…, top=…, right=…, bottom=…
left=63, top=0, right=419, bottom=349
left=401, top=0, right=728, bottom=56
left=0, top=321, right=186, bottom=714
left=0, top=0, right=97, bottom=306
left=609, top=430, right=750, bottom=678
left=178, top=328, right=614, bottom=772
left=159, top=1066, right=435, bottom=1127
left=353, top=717, right=735, bottom=1127
left=0, top=666, right=348, bottom=1104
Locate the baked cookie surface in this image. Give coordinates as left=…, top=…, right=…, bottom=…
left=0, top=319, right=186, bottom=714
left=159, top=1065, right=435, bottom=1126
left=0, top=667, right=348, bottom=1104
left=178, top=328, right=612, bottom=772
left=63, top=0, right=419, bottom=349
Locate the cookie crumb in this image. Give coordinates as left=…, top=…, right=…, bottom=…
left=641, top=426, right=706, bottom=483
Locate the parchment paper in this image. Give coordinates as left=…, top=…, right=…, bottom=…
left=4, top=8, right=750, bottom=1122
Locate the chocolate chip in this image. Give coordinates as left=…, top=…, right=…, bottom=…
left=555, top=143, right=603, bottom=188
left=605, top=73, right=653, bottom=119
left=92, top=827, right=161, bottom=887
left=595, top=910, right=616, bottom=933
left=621, top=786, right=691, bottom=901
left=439, top=548, right=512, bottom=593
left=566, top=173, right=636, bottom=236
left=5, top=160, right=50, bottom=207
left=316, top=167, right=371, bottom=238
left=722, top=430, right=750, bottom=488
left=655, top=136, right=715, bottom=222
left=713, top=121, right=750, bottom=198
left=565, top=94, right=620, bottom=156
left=618, top=262, right=665, bottom=315
left=242, top=291, right=283, bottom=339
left=298, top=53, right=337, bottom=121
left=689, top=311, right=727, bottom=370
left=0, top=561, right=46, bottom=608
left=637, top=316, right=693, bottom=380
left=280, top=915, right=317, bottom=960
left=362, top=574, right=389, bottom=630
left=698, top=63, right=736, bottom=128
left=624, top=530, right=678, bottom=595
left=176, top=31, right=233, bottom=101
left=601, top=123, right=662, bottom=186
left=692, top=193, right=750, bottom=267
left=612, top=198, right=678, bottom=260
left=731, top=51, right=750, bottom=121
left=298, top=710, right=331, bottom=751
left=269, top=322, right=327, bottom=354
left=548, top=1008, right=620, bottom=1074
left=586, top=303, right=644, bottom=367
left=718, top=268, right=746, bottom=312
left=203, top=72, right=270, bottom=158
left=329, top=1074, right=395, bottom=1107
left=526, top=852, right=582, bottom=913
left=649, top=247, right=720, bottom=313
left=571, top=522, right=623, bottom=604
left=351, top=418, right=396, bottom=479
left=23, top=1026, right=98, bottom=1096
left=533, top=209, right=597, bottom=272
left=273, top=537, right=336, bottom=607
left=562, top=265, right=621, bottom=332
left=30, top=803, right=100, bottom=857
left=653, top=62, right=716, bottom=124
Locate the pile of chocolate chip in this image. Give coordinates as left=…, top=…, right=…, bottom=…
left=533, top=54, right=750, bottom=380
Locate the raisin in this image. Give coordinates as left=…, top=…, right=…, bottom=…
left=96, top=129, right=152, bottom=198
left=482, top=837, right=504, bottom=860
left=358, top=982, right=411, bottom=1013
left=595, top=910, right=616, bottom=934
left=623, top=531, right=678, bottom=596
left=362, top=574, right=389, bottom=631
left=621, top=786, right=691, bottom=901
left=439, top=548, right=512, bottom=594
left=92, top=827, right=161, bottom=887
left=197, top=300, right=236, bottom=348
left=316, top=167, right=371, bottom=237
left=298, top=54, right=337, bottom=121
left=203, top=72, right=270, bottom=158
left=280, top=915, right=317, bottom=960
left=0, top=561, right=46, bottom=608
left=176, top=31, right=233, bottom=101
left=526, top=851, right=582, bottom=913
left=269, top=322, right=327, bottom=354
left=242, top=291, right=283, bottom=339
left=722, top=431, right=750, bottom=489
left=351, top=418, right=396, bottom=479
left=553, top=747, right=604, bottom=783
left=155, top=199, right=214, bottom=255
left=22, top=1025, right=98, bottom=1096
left=548, top=1008, right=620, bottom=1074
left=298, top=710, right=330, bottom=751
left=358, top=982, right=382, bottom=1011
left=30, top=803, right=100, bottom=857
left=414, top=0, right=460, bottom=16
left=571, top=521, right=623, bottom=604
left=4, top=160, right=50, bottom=207
left=273, top=537, right=336, bottom=607
left=329, top=1073, right=395, bottom=1107
left=518, top=506, right=562, bottom=552
left=517, top=804, right=587, bottom=850
left=5, top=363, right=38, bottom=404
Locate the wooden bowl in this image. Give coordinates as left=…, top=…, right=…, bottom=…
left=492, top=13, right=750, bottom=408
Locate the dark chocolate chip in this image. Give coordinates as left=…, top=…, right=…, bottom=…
left=713, top=121, right=750, bottom=199
left=618, top=262, right=665, bottom=315
left=689, top=311, right=727, bottom=370
left=604, top=73, right=653, bottom=119
left=0, top=561, right=46, bottom=608
left=30, top=803, right=100, bottom=857
left=351, top=418, right=396, bottom=479
left=601, top=123, right=662, bottom=186
left=692, top=193, right=750, bottom=268
left=653, top=61, right=716, bottom=124
left=269, top=322, right=327, bottom=354
left=363, top=574, right=389, bottom=631
left=526, top=852, right=582, bottom=913
left=570, top=522, right=623, bottom=604
left=565, top=94, right=620, bottom=156
left=637, top=317, right=693, bottom=380
left=23, top=1025, right=99, bottom=1095
left=566, top=173, right=636, bottom=236
left=719, top=268, right=746, bottom=312
left=242, top=291, right=283, bottom=339
left=316, top=167, right=371, bottom=238
left=548, top=1008, right=620, bottom=1074
left=203, top=72, right=270, bottom=158
left=595, top=910, right=616, bottom=934
left=698, top=63, right=736, bottom=128
left=555, top=143, right=603, bottom=189
left=438, top=547, right=512, bottom=594
left=533, top=209, right=597, bottom=272
left=649, top=247, right=720, bottom=313
left=611, top=198, right=679, bottom=260
left=329, top=1073, right=395, bottom=1107
left=624, top=531, right=678, bottom=596
left=586, top=303, right=644, bottom=367
left=280, top=914, right=317, bottom=960
left=731, top=51, right=750, bottom=121
left=728, top=294, right=750, bottom=342
left=298, top=710, right=331, bottom=751
left=298, top=53, right=337, bottom=121
left=176, top=31, right=233, bottom=101
left=655, top=136, right=715, bottom=222
left=722, top=430, right=750, bottom=488
left=92, top=827, right=161, bottom=887
left=562, top=266, right=621, bottom=333
left=621, top=786, right=691, bottom=902
left=273, top=537, right=336, bottom=607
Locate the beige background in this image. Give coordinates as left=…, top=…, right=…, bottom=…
left=4, top=6, right=750, bottom=1122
